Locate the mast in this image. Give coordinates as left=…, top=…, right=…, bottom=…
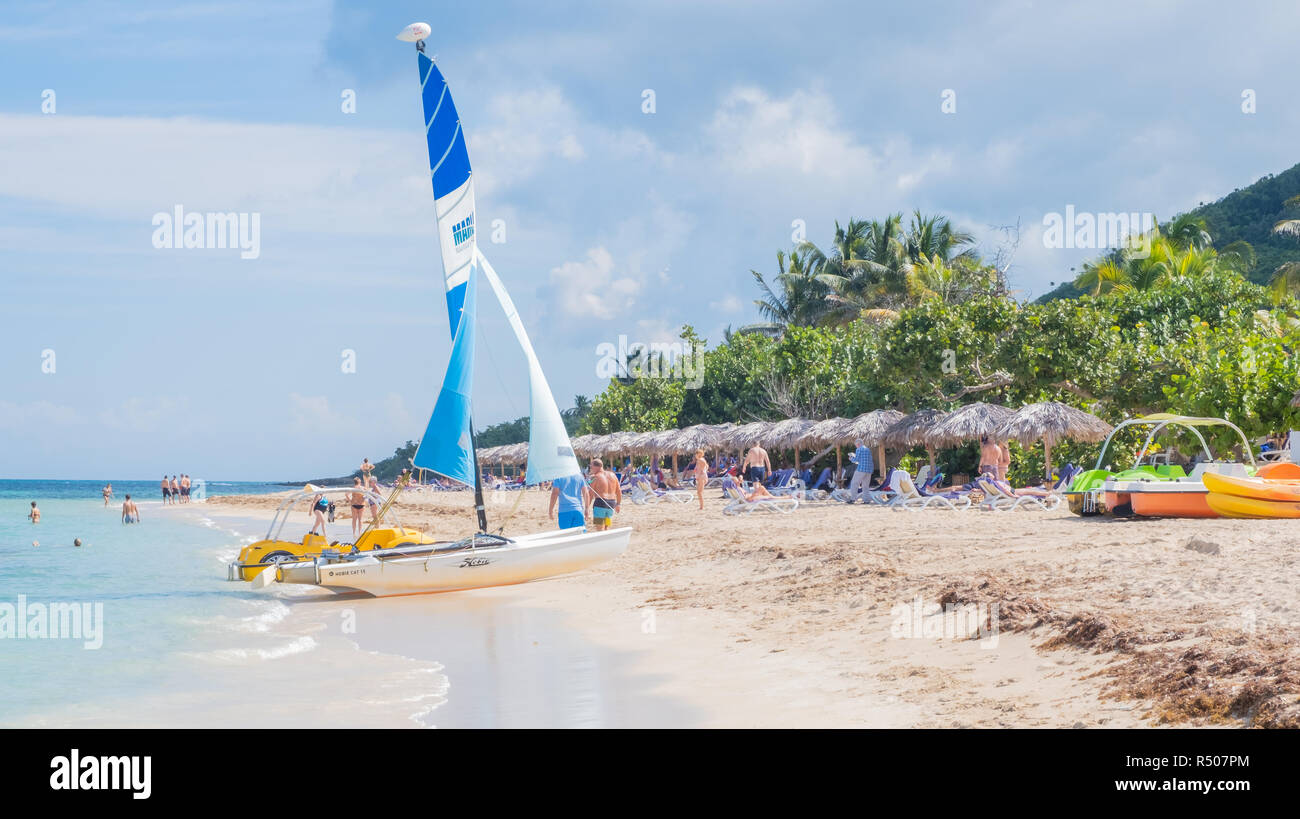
left=401, top=21, right=489, bottom=531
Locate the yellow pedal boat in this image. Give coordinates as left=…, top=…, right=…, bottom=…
left=226, top=485, right=439, bottom=581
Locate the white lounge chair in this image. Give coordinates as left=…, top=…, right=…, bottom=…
left=631, top=478, right=692, bottom=505
left=974, top=476, right=1061, bottom=511
left=721, top=479, right=799, bottom=515
left=886, top=471, right=970, bottom=511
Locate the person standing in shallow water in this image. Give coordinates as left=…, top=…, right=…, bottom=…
left=122, top=495, right=140, bottom=524
left=28, top=502, right=40, bottom=524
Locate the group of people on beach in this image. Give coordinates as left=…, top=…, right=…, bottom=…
left=547, top=458, right=622, bottom=531
left=100, top=484, right=143, bottom=523
left=307, top=459, right=385, bottom=539
left=161, top=475, right=194, bottom=504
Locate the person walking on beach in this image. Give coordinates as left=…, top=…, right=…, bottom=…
left=847, top=438, right=875, bottom=502
left=170, top=476, right=180, bottom=503
left=28, top=502, right=40, bottom=524
left=549, top=472, right=590, bottom=531
left=742, top=445, right=771, bottom=486
left=692, top=449, right=710, bottom=510
left=309, top=493, right=330, bottom=537
left=360, top=458, right=374, bottom=479
left=161, top=476, right=171, bottom=504
left=103, top=483, right=114, bottom=506
left=121, top=495, right=140, bottom=524
left=348, top=477, right=366, bottom=539
left=586, top=459, right=621, bottom=530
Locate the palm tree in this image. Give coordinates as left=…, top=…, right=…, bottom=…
left=751, top=249, right=828, bottom=328
left=800, top=215, right=911, bottom=321
left=1269, top=262, right=1300, bottom=304
left=1273, top=195, right=1300, bottom=239
left=1164, top=213, right=1213, bottom=251
left=904, top=210, right=976, bottom=264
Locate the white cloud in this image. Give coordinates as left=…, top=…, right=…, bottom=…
left=547, top=247, right=640, bottom=320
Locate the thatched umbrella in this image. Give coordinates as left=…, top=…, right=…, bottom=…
left=670, top=423, right=735, bottom=474
left=927, top=402, right=1015, bottom=448
left=726, top=421, right=771, bottom=451
left=882, top=408, right=950, bottom=473
left=806, top=417, right=852, bottom=478
left=569, top=434, right=599, bottom=459
left=768, top=418, right=818, bottom=471
left=997, top=401, right=1113, bottom=480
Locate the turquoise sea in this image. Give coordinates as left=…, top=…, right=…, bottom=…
left=0, top=480, right=696, bottom=727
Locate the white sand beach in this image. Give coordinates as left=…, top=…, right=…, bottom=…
left=202, top=488, right=1300, bottom=728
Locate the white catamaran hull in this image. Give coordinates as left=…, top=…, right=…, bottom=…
left=280, top=527, right=631, bottom=597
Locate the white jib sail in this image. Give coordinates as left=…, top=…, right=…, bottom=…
left=475, top=248, right=582, bottom=484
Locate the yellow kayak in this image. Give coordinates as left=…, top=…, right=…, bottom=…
left=1206, top=491, right=1300, bottom=519
left=1202, top=471, right=1300, bottom=502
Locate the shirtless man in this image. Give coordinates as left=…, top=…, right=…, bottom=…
left=161, top=476, right=171, bottom=505
left=121, top=494, right=141, bottom=524
left=170, top=476, right=180, bottom=502
left=978, top=436, right=1002, bottom=479
left=742, top=445, right=772, bottom=486
left=181, top=475, right=191, bottom=503
left=586, top=458, right=621, bottom=530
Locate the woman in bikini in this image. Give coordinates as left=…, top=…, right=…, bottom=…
left=692, top=449, right=710, bottom=510
left=349, top=477, right=366, bottom=540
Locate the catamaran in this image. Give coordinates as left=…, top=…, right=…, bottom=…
left=255, top=22, right=631, bottom=596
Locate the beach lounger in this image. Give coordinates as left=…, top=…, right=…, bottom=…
left=975, top=476, right=1061, bottom=511
left=631, top=478, right=692, bottom=505
left=886, top=470, right=971, bottom=511
left=720, top=478, right=799, bottom=515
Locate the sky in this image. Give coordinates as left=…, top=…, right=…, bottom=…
left=3, top=0, right=1299, bottom=480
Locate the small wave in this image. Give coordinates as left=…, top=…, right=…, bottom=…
left=193, top=635, right=317, bottom=662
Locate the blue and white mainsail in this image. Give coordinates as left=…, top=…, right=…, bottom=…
left=403, top=23, right=580, bottom=495
left=416, top=46, right=478, bottom=335
left=412, top=265, right=478, bottom=487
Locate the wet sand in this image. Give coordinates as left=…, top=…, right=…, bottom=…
left=204, top=487, right=1300, bottom=727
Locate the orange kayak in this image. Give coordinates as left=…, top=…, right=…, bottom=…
left=1202, top=471, right=1300, bottom=501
